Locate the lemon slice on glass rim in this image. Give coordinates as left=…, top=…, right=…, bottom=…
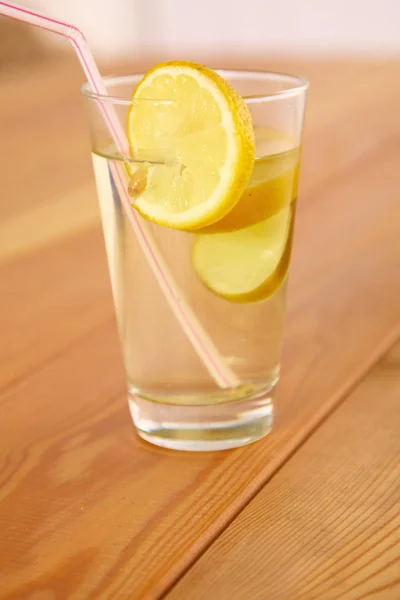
left=126, top=61, right=255, bottom=231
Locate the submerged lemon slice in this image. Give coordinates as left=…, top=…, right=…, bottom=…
left=127, top=61, right=255, bottom=230
left=192, top=206, right=293, bottom=303
left=200, top=130, right=300, bottom=234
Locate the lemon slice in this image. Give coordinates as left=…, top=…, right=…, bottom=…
left=199, top=130, right=300, bottom=233
left=127, top=61, right=255, bottom=230
left=192, top=206, right=293, bottom=303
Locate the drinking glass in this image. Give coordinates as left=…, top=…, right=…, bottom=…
left=82, top=70, right=307, bottom=451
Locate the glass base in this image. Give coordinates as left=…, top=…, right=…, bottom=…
left=128, top=386, right=275, bottom=451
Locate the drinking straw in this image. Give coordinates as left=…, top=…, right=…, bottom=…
left=0, top=1, right=239, bottom=389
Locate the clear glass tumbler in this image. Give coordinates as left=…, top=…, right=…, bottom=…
left=82, top=70, right=307, bottom=451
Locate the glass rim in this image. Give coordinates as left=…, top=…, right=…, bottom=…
left=82, top=69, right=308, bottom=106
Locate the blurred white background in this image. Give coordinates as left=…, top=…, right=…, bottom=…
left=23, top=0, right=400, bottom=60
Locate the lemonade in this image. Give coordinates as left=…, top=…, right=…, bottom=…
left=92, top=133, right=298, bottom=392
left=83, top=66, right=307, bottom=450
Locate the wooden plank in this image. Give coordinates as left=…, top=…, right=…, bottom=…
left=0, top=103, right=400, bottom=600
left=0, top=182, right=100, bottom=263
left=0, top=60, right=400, bottom=598
left=0, top=228, right=115, bottom=392
left=0, top=59, right=92, bottom=223
left=0, top=60, right=110, bottom=391
left=167, top=340, right=400, bottom=600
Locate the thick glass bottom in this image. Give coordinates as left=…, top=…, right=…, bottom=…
left=128, top=385, right=275, bottom=451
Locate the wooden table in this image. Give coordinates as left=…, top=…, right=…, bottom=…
left=0, top=57, right=399, bottom=600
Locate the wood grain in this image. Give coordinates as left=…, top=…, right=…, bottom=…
left=167, top=340, right=400, bottom=600
left=0, top=59, right=400, bottom=599
left=0, top=228, right=115, bottom=393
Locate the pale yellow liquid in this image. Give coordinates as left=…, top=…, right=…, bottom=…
left=92, top=144, right=297, bottom=405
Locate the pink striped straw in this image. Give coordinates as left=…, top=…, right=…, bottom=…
left=0, top=0, right=239, bottom=389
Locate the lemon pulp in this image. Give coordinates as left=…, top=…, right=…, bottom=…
left=191, top=134, right=299, bottom=303
left=127, top=61, right=255, bottom=230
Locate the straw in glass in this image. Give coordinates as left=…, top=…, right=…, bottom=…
left=0, top=1, right=239, bottom=389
